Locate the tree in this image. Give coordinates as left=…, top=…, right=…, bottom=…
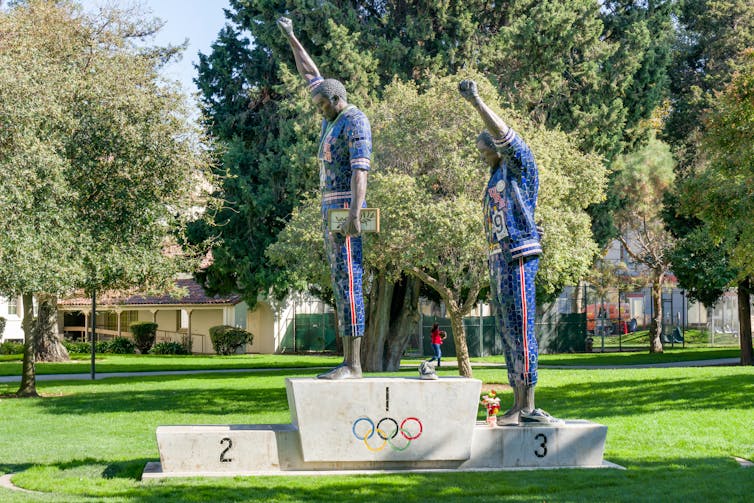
left=269, top=73, right=606, bottom=375
left=679, top=50, right=754, bottom=364
left=610, top=134, right=676, bottom=352
left=196, top=0, right=668, bottom=298
left=0, top=1, right=213, bottom=396
left=662, top=0, right=754, bottom=365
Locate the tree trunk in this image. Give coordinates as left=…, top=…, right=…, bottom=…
left=34, top=294, right=70, bottom=362
left=737, top=278, right=753, bottom=366
left=362, top=272, right=393, bottom=371
left=648, top=273, right=664, bottom=353
left=16, top=293, right=38, bottom=397
left=572, top=281, right=584, bottom=313
left=448, top=308, right=472, bottom=377
left=383, top=276, right=421, bottom=371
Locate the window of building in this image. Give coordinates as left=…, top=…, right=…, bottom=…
left=7, top=296, right=18, bottom=316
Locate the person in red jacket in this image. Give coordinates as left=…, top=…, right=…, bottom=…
left=427, top=323, right=447, bottom=367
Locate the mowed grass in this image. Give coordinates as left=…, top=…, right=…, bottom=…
left=0, top=364, right=752, bottom=502
left=0, top=347, right=740, bottom=378
left=0, top=353, right=341, bottom=377
left=472, top=346, right=741, bottom=367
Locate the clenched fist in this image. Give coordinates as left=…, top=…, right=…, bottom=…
left=277, top=17, right=293, bottom=36
left=458, top=79, right=479, bottom=101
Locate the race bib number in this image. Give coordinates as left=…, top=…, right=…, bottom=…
left=490, top=206, right=508, bottom=241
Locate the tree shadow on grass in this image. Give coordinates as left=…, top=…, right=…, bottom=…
left=24, top=369, right=326, bottom=416
left=33, top=384, right=290, bottom=417
left=0, top=463, right=33, bottom=476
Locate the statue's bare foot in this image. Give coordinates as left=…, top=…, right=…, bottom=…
left=317, top=364, right=362, bottom=380
left=496, top=407, right=522, bottom=426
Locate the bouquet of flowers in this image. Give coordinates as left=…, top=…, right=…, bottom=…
left=481, top=390, right=501, bottom=426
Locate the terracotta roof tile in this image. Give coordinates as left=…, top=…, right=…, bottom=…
left=59, top=278, right=242, bottom=307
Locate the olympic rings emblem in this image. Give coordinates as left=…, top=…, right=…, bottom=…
left=352, top=416, right=423, bottom=452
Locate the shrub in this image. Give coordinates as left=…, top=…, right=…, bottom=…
left=108, top=336, right=136, bottom=354
left=0, top=316, right=6, bottom=338
left=149, top=341, right=190, bottom=355
left=63, top=341, right=91, bottom=354
left=209, top=325, right=253, bottom=356
left=0, top=341, right=24, bottom=355
left=130, top=322, right=158, bottom=354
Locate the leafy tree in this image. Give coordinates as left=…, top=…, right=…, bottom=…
left=611, top=134, right=676, bottom=352
left=0, top=1, right=213, bottom=396
left=196, top=0, right=669, bottom=295
left=678, top=50, right=754, bottom=364
left=662, top=0, right=754, bottom=365
left=198, top=1, right=677, bottom=372
left=269, top=73, right=606, bottom=375
left=664, top=0, right=754, bottom=170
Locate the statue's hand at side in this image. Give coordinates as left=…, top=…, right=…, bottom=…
left=458, top=80, right=479, bottom=102
left=277, top=16, right=294, bottom=36
left=340, top=211, right=362, bottom=237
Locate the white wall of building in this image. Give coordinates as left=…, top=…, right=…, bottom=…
left=0, top=295, right=25, bottom=342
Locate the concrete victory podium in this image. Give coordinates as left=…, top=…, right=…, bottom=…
left=143, top=377, right=614, bottom=478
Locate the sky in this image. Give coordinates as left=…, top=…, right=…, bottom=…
left=77, top=0, right=233, bottom=97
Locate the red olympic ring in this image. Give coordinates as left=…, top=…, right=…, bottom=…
left=400, top=417, right=422, bottom=440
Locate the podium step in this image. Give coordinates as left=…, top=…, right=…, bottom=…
left=147, top=377, right=614, bottom=478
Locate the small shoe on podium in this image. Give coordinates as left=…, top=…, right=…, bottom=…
left=519, top=408, right=564, bottom=425
left=419, top=361, right=439, bottom=380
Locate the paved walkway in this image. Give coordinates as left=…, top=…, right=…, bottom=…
left=0, top=358, right=740, bottom=384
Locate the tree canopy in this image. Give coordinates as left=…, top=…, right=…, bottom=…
left=195, top=0, right=671, bottom=304
left=0, top=0, right=214, bottom=395
left=268, top=73, right=606, bottom=373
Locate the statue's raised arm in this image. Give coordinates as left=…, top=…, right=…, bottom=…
left=458, top=80, right=511, bottom=140
left=458, top=79, right=562, bottom=427
left=277, top=17, right=322, bottom=89
left=276, top=15, right=372, bottom=381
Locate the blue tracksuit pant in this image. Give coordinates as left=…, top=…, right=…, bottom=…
left=322, top=196, right=366, bottom=339
left=489, top=254, right=539, bottom=386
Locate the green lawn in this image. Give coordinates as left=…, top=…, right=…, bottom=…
left=472, top=346, right=741, bottom=367
left=595, top=329, right=740, bottom=348
left=1, top=365, right=752, bottom=502
left=0, top=353, right=341, bottom=377
left=0, top=347, right=742, bottom=378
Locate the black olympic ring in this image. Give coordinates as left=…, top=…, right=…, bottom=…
left=376, top=417, right=399, bottom=440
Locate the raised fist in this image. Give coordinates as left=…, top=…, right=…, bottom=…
left=458, top=80, right=479, bottom=101
left=277, top=17, right=294, bottom=36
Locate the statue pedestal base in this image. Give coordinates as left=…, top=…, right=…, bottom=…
left=144, top=378, right=616, bottom=479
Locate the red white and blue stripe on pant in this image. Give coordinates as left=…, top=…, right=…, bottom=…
left=322, top=195, right=366, bottom=338
left=489, top=253, right=539, bottom=386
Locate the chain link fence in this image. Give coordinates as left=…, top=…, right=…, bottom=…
left=277, top=285, right=744, bottom=354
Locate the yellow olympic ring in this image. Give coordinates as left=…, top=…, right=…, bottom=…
left=363, top=428, right=389, bottom=451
